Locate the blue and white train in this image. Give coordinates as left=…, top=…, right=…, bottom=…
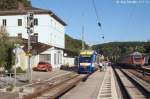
left=78, top=50, right=98, bottom=74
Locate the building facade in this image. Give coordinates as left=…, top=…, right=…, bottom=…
left=0, top=7, right=67, bottom=68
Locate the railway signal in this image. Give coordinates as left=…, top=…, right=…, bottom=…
left=27, top=12, right=34, bottom=83
left=27, top=12, right=34, bottom=34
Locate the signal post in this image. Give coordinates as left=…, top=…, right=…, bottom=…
left=27, top=12, right=34, bottom=83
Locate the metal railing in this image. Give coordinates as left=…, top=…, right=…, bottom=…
left=0, top=73, right=28, bottom=89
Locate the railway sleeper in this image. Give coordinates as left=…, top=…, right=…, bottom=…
left=115, top=68, right=149, bottom=99
left=36, top=75, right=86, bottom=99
left=19, top=74, right=79, bottom=99
left=121, top=69, right=150, bottom=95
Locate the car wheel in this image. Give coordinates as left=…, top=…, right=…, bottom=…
left=46, top=68, right=49, bottom=72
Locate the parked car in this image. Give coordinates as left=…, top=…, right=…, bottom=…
left=33, top=62, right=52, bottom=72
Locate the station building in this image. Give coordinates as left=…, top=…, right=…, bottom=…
left=0, top=5, right=67, bottom=69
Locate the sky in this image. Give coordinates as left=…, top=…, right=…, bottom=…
left=31, top=0, right=150, bottom=45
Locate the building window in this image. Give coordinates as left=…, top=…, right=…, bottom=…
left=2, top=19, right=6, bottom=26
left=50, top=19, right=52, bottom=25
left=34, top=18, right=38, bottom=26
left=39, top=54, right=51, bottom=63
left=57, top=54, right=59, bottom=64
left=18, top=19, right=22, bottom=26
left=60, top=54, right=62, bottom=64
left=54, top=54, right=56, bottom=64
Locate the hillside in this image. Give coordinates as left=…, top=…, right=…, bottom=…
left=0, top=0, right=31, bottom=10
left=65, top=34, right=89, bottom=54
left=92, top=41, right=150, bottom=60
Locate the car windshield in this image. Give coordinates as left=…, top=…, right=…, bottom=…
left=39, top=62, right=46, bottom=64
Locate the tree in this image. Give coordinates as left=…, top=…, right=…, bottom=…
left=144, top=40, right=150, bottom=53
left=5, top=44, right=15, bottom=72
left=0, top=0, right=18, bottom=10
left=0, top=26, right=21, bottom=72
left=0, top=0, right=31, bottom=10
left=0, top=26, right=9, bottom=67
left=65, top=34, right=89, bottom=54
left=17, top=0, right=31, bottom=7
left=92, top=41, right=150, bottom=62
left=136, top=46, right=145, bottom=53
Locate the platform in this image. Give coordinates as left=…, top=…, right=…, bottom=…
left=61, top=70, right=105, bottom=99
left=61, top=66, right=119, bottom=99
left=97, top=67, right=118, bottom=99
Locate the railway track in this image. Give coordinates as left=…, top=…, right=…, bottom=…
left=133, top=66, right=150, bottom=76
left=36, top=74, right=86, bottom=99
left=127, top=68, right=150, bottom=84
left=113, top=65, right=150, bottom=99
left=0, top=68, right=93, bottom=99
left=19, top=73, right=89, bottom=99
left=0, top=71, right=77, bottom=99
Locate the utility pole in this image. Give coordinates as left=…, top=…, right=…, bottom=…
left=27, top=12, right=34, bottom=83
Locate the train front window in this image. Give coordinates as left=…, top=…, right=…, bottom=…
left=80, top=56, right=91, bottom=62
left=133, top=55, right=142, bottom=62
left=134, top=55, right=141, bottom=60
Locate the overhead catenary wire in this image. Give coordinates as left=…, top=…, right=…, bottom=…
left=92, top=0, right=104, bottom=39
left=92, top=0, right=100, bottom=23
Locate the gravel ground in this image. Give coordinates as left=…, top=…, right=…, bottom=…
left=0, top=68, right=74, bottom=88
left=0, top=68, right=76, bottom=99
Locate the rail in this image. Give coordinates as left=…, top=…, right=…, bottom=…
left=113, top=65, right=150, bottom=99
left=135, top=66, right=150, bottom=76
left=20, top=74, right=88, bottom=99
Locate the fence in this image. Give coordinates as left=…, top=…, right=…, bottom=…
left=0, top=73, right=27, bottom=89
left=63, top=57, right=75, bottom=67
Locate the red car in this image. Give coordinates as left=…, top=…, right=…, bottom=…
left=34, top=62, right=52, bottom=72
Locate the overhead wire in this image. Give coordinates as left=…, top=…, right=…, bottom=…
left=92, top=0, right=104, bottom=39
left=92, top=0, right=100, bottom=23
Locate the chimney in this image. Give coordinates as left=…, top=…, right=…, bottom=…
left=34, top=33, right=38, bottom=42
left=18, top=33, right=22, bottom=38
left=18, top=2, right=25, bottom=11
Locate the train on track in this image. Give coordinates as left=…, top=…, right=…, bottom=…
left=117, top=52, right=150, bottom=67
left=78, top=50, right=98, bottom=74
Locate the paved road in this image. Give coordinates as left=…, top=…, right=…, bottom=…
left=61, top=70, right=105, bottom=99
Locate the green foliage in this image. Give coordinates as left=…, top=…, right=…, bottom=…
left=0, top=0, right=31, bottom=10
left=17, top=0, right=31, bottom=7
left=5, top=46, right=15, bottom=71
left=144, top=41, right=150, bottom=53
left=92, top=41, right=150, bottom=61
left=65, top=34, right=89, bottom=54
left=0, top=0, right=18, bottom=10
left=0, top=26, right=21, bottom=72
left=16, top=67, right=26, bottom=73
left=136, top=46, right=145, bottom=53
left=0, top=27, right=9, bottom=66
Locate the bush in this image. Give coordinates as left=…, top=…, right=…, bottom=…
left=32, top=67, right=37, bottom=71
left=16, top=67, right=26, bottom=73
